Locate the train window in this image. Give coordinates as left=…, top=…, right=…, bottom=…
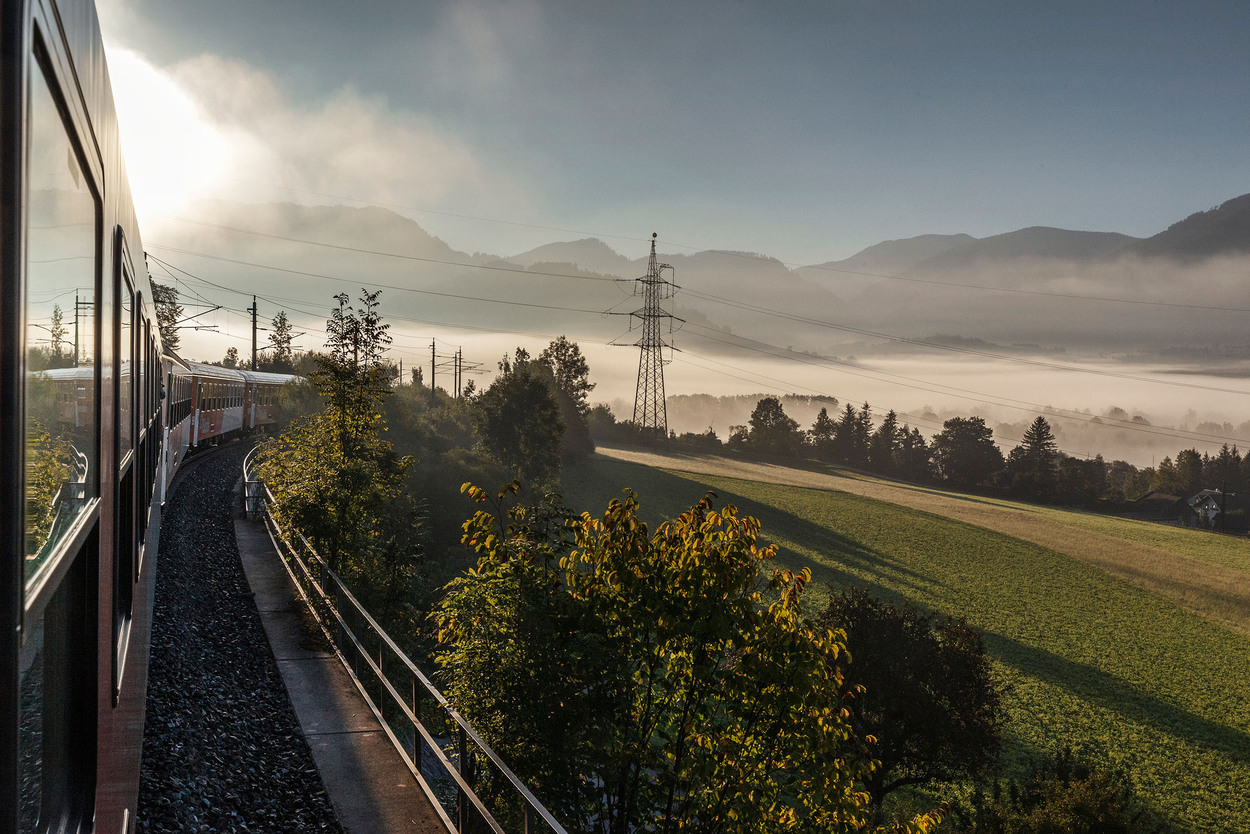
left=117, top=270, right=133, bottom=462
left=114, top=250, right=137, bottom=686
left=19, top=529, right=98, bottom=832
left=24, top=46, right=100, bottom=587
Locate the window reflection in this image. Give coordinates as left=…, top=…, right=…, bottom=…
left=118, top=275, right=132, bottom=458
left=24, top=56, right=98, bottom=583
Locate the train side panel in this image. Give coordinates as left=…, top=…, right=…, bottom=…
left=1, top=0, right=162, bottom=831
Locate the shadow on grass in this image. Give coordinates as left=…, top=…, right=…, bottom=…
left=985, top=630, right=1250, bottom=765
left=562, top=454, right=943, bottom=598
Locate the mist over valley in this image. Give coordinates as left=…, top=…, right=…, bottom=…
left=149, top=193, right=1250, bottom=467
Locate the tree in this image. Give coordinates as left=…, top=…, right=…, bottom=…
left=1151, top=456, right=1180, bottom=494
left=538, top=335, right=595, bottom=416
left=1213, top=444, right=1243, bottom=493
left=855, top=402, right=875, bottom=461
left=222, top=346, right=239, bottom=368
left=1056, top=454, right=1107, bottom=505
left=747, top=396, right=803, bottom=456
left=809, top=406, right=837, bottom=461
left=537, top=337, right=595, bottom=461
left=436, top=487, right=942, bottom=834
left=313, top=290, right=395, bottom=451
left=817, top=590, right=1003, bottom=807
left=932, top=417, right=1005, bottom=488
left=869, top=409, right=901, bottom=474
left=1174, top=448, right=1204, bottom=495
left=472, top=349, right=565, bottom=491
left=896, top=425, right=933, bottom=482
left=49, top=303, right=67, bottom=363
left=947, top=747, right=1173, bottom=834
left=152, top=281, right=182, bottom=353
left=268, top=310, right=295, bottom=370
left=257, top=291, right=416, bottom=578
left=833, top=402, right=867, bottom=465
left=1005, top=416, right=1059, bottom=501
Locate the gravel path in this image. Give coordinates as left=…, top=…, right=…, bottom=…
left=138, top=443, right=343, bottom=832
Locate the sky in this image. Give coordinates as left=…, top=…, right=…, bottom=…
left=89, top=0, right=1250, bottom=464
left=97, top=0, right=1250, bottom=265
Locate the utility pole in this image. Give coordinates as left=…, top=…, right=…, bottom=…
left=73, top=294, right=93, bottom=366
left=430, top=339, right=436, bottom=401
left=631, top=233, right=678, bottom=439
left=454, top=348, right=461, bottom=399
left=248, top=296, right=258, bottom=370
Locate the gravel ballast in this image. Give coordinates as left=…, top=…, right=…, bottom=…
left=138, top=442, right=343, bottom=832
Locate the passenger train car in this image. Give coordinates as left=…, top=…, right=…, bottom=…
left=1, top=1, right=295, bottom=831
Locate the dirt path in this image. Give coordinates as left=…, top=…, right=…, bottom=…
left=597, top=446, right=1250, bottom=635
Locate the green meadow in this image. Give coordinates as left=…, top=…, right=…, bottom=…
left=561, top=454, right=1250, bottom=831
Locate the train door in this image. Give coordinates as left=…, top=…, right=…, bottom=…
left=113, top=237, right=136, bottom=696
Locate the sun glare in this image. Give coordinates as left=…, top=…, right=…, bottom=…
left=108, top=47, right=230, bottom=224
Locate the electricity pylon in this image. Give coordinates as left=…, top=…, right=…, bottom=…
left=631, top=233, right=678, bottom=438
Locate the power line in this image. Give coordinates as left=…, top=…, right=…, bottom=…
left=151, top=225, right=1250, bottom=396
left=145, top=250, right=1249, bottom=450
left=147, top=245, right=617, bottom=316
left=194, top=184, right=1249, bottom=314
left=156, top=218, right=629, bottom=284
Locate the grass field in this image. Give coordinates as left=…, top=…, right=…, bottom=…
left=561, top=452, right=1250, bottom=831
left=594, top=447, right=1250, bottom=637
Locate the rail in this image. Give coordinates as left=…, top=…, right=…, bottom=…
left=243, top=447, right=568, bottom=834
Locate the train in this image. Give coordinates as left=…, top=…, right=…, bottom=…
left=1, top=1, right=296, bottom=831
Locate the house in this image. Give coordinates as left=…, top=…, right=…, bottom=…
left=1184, top=489, right=1250, bottom=534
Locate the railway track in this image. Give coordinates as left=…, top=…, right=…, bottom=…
left=137, top=442, right=342, bottom=832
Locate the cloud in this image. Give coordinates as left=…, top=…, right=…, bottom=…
left=421, top=0, right=544, bottom=100
left=108, top=48, right=232, bottom=220
left=175, top=53, right=486, bottom=206
left=107, top=45, right=508, bottom=226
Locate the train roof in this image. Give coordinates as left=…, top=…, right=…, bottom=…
left=183, top=361, right=247, bottom=382
left=32, top=366, right=93, bottom=380
left=239, top=370, right=300, bottom=385
left=163, top=349, right=193, bottom=372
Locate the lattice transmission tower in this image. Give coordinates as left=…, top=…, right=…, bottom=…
left=631, top=233, right=679, bottom=438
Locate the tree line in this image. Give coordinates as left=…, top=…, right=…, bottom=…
left=592, top=394, right=1247, bottom=509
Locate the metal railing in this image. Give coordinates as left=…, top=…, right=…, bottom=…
left=243, top=448, right=568, bottom=834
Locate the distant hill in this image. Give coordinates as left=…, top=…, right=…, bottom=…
left=903, top=227, right=1140, bottom=276
left=156, top=193, right=1250, bottom=361
left=811, top=233, right=976, bottom=277
left=1131, top=193, right=1250, bottom=258
left=187, top=199, right=486, bottom=264
left=509, top=237, right=634, bottom=277
left=797, top=233, right=975, bottom=300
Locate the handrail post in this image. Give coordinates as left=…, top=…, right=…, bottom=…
left=457, top=725, right=469, bottom=831
left=411, top=673, right=421, bottom=769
